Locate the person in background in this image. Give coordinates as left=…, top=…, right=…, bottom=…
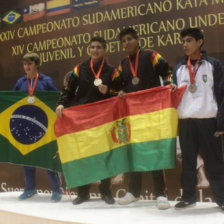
left=14, top=52, right=61, bottom=202
left=56, top=36, right=120, bottom=205
left=115, top=27, right=174, bottom=210
left=173, top=28, right=224, bottom=210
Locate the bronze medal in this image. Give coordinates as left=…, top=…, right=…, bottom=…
left=187, top=53, right=202, bottom=94
left=94, top=78, right=102, bottom=86
left=188, top=83, right=197, bottom=93
left=132, top=77, right=140, bottom=85
left=129, top=50, right=140, bottom=87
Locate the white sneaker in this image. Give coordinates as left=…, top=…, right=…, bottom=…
left=117, top=192, right=140, bottom=205
left=156, top=196, right=170, bottom=210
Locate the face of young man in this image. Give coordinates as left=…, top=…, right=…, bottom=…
left=23, top=60, right=38, bottom=77
left=121, top=34, right=139, bottom=55
left=182, top=35, right=203, bottom=59
left=90, top=41, right=106, bottom=63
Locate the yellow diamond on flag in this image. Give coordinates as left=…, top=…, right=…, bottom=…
left=0, top=96, right=57, bottom=155
left=2, top=10, right=21, bottom=24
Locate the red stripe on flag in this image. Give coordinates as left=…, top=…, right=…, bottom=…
left=54, top=86, right=186, bottom=137
left=23, top=11, right=45, bottom=21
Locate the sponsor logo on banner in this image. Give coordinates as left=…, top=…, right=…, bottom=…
left=2, top=9, right=22, bottom=26
left=73, top=0, right=99, bottom=10
left=46, top=0, right=71, bottom=16
left=23, top=3, right=45, bottom=22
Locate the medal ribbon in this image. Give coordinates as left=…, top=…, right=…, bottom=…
left=128, top=49, right=140, bottom=78
left=90, top=58, right=105, bottom=79
left=187, top=53, right=202, bottom=84
left=27, top=73, right=39, bottom=96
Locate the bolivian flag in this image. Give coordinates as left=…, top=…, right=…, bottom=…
left=0, top=91, right=61, bottom=172
left=55, top=86, right=186, bottom=189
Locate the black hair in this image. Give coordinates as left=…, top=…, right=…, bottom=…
left=181, top=28, right=204, bottom=41
left=90, top=36, right=106, bottom=49
left=119, top=27, right=138, bottom=41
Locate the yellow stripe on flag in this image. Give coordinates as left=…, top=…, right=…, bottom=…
left=47, top=0, right=70, bottom=9
left=58, top=108, right=178, bottom=163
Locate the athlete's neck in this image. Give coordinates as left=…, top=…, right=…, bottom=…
left=91, top=57, right=104, bottom=64
left=189, top=51, right=201, bottom=60
left=129, top=48, right=139, bottom=57
left=27, top=72, right=38, bottom=79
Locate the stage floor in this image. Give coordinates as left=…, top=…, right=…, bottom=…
left=0, top=192, right=223, bottom=224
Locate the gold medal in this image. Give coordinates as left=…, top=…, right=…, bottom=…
left=132, top=77, right=140, bottom=85
left=188, top=83, right=197, bottom=93
left=94, top=78, right=102, bottom=86
left=27, top=96, right=35, bottom=104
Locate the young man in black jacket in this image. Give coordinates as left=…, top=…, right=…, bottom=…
left=174, top=28, right=224, bottom=210
left=116, top=27, right=173, bottom=210
left=56, top=37, right=120, bottom=205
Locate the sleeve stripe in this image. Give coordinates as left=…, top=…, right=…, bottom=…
left=118, top=64, right=122, bottom=73
left=73, top=65, right=80, bottom=78
left=112, top=69, right=120, bottom=81
left=152, top=52, right=164, bottom=67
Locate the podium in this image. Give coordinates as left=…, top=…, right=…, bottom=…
left=0, top=192, right=222, bottom=224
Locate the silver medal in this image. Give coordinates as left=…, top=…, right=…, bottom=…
left=94, top=78, right=102, bottom=86
left=27, top=96, right=35, bottom=104
left=132, top=77, right=140, bottom=85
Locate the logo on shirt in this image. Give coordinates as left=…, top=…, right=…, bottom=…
left=202, top=74, right=207, bottom=83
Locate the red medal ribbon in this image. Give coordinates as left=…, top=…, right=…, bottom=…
left=128, top=50, right=140, bottom=78
left=90, top=58, right=105, bottom=79
left=187, top=53, right=202, bottom=84
left=26, top=73, right=39, bottom=96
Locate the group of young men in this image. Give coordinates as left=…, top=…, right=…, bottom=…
left=16, top=27, right=224, bottom=211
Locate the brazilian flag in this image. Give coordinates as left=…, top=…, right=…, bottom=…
left=0, top=91, right=61, bottom=172
left=2, top=9, right=22, bottom=26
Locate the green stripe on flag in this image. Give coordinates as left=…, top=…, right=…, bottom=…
left=62, top=138, right=176, bottom=189
left=0, top=135, right=61, bottom=172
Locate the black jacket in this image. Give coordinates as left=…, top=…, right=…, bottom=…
left=57, top=58, right=118, bottom=107
left=116, top=49, right=172, bottom=93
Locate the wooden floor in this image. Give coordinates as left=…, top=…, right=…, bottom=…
left=0, top=210, right=81, bottom=224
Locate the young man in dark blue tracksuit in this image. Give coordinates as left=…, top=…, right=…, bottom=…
left=14, top=52, right=61, bottom=202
